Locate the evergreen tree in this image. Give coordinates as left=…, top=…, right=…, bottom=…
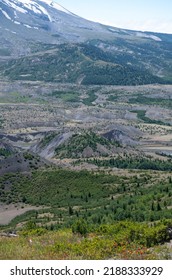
left=69, top=206, right=73, bottom=215
left=157, top=202, right=161, bottom=211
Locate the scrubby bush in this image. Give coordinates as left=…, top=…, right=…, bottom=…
left=72, top=219, right=89, bottom=236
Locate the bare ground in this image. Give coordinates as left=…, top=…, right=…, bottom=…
left=0, top=203, right=45, bottom=225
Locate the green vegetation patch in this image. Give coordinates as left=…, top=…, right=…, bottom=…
left=40, top=132, right=57, bottom=148
left=0, top=43, right=163, bottom=85
left=0, top=148, right=12, bottom=158
left=108, top=94, right=119, bottom=102
left=88, top=155, right=172, bottom=171
left=130, top=95, right=172, bottom=109
left=0, top=169, right=116, bottom=208
left=0, top=48, right=11, bottom=56
left=23, top=152, right=34, bottom=161
left=131, top=110, right=169, bottom=126
left=55, top=131, right=118, bottom=158
left=0, top=220, right=172, bottom=259
left=52, top=91, right=80, bottom=103
left=83, top=91, right=97, bottom=106
left=1, top=168, right=172, bottom=226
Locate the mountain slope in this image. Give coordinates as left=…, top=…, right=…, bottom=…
left=0, top=0, right=114, bottom=54
left=0, top=43, right=162, bottom=85
left=0, top=0, right=172, bottom=85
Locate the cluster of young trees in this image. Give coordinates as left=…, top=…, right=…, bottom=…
left=1, top=169, right=172, bottom=229
left=1, top=43, right=162, bottom=86
left=55, top=131, right=115, bottom=158
left=88, top=156, right=172, bottom=171
left=0, top=148, right=11, bottom=158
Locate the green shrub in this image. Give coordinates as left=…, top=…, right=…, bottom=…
left=72, top=219, right=89, bottom=236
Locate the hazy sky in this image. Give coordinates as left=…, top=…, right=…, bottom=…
left=57, top=0, right=172, bottom=34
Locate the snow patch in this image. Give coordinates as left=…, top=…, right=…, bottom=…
left=148, top=35, right=162, bottom=41
left=31, top=5, right=42, bottom=14
left=3, top=0, right=28, bottom=14
left=2, top=0, right=52, bottom=21
left=14, top=10, right=18, bottom=18
left=23, top=24, right=32, bottom=28
left=39, top=0, right=72, bottom=15
left=17, top=0, right=52, bottom=21
left=14, top=20, right=21, bottom=24
left=136, top=32, right=162, bottom=41
left=0, top=7, right=12, bottom=20
left=108, top=28, right=119, bottom=33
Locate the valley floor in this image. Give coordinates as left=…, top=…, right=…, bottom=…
left=1, top=82, right=172, bottom=259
